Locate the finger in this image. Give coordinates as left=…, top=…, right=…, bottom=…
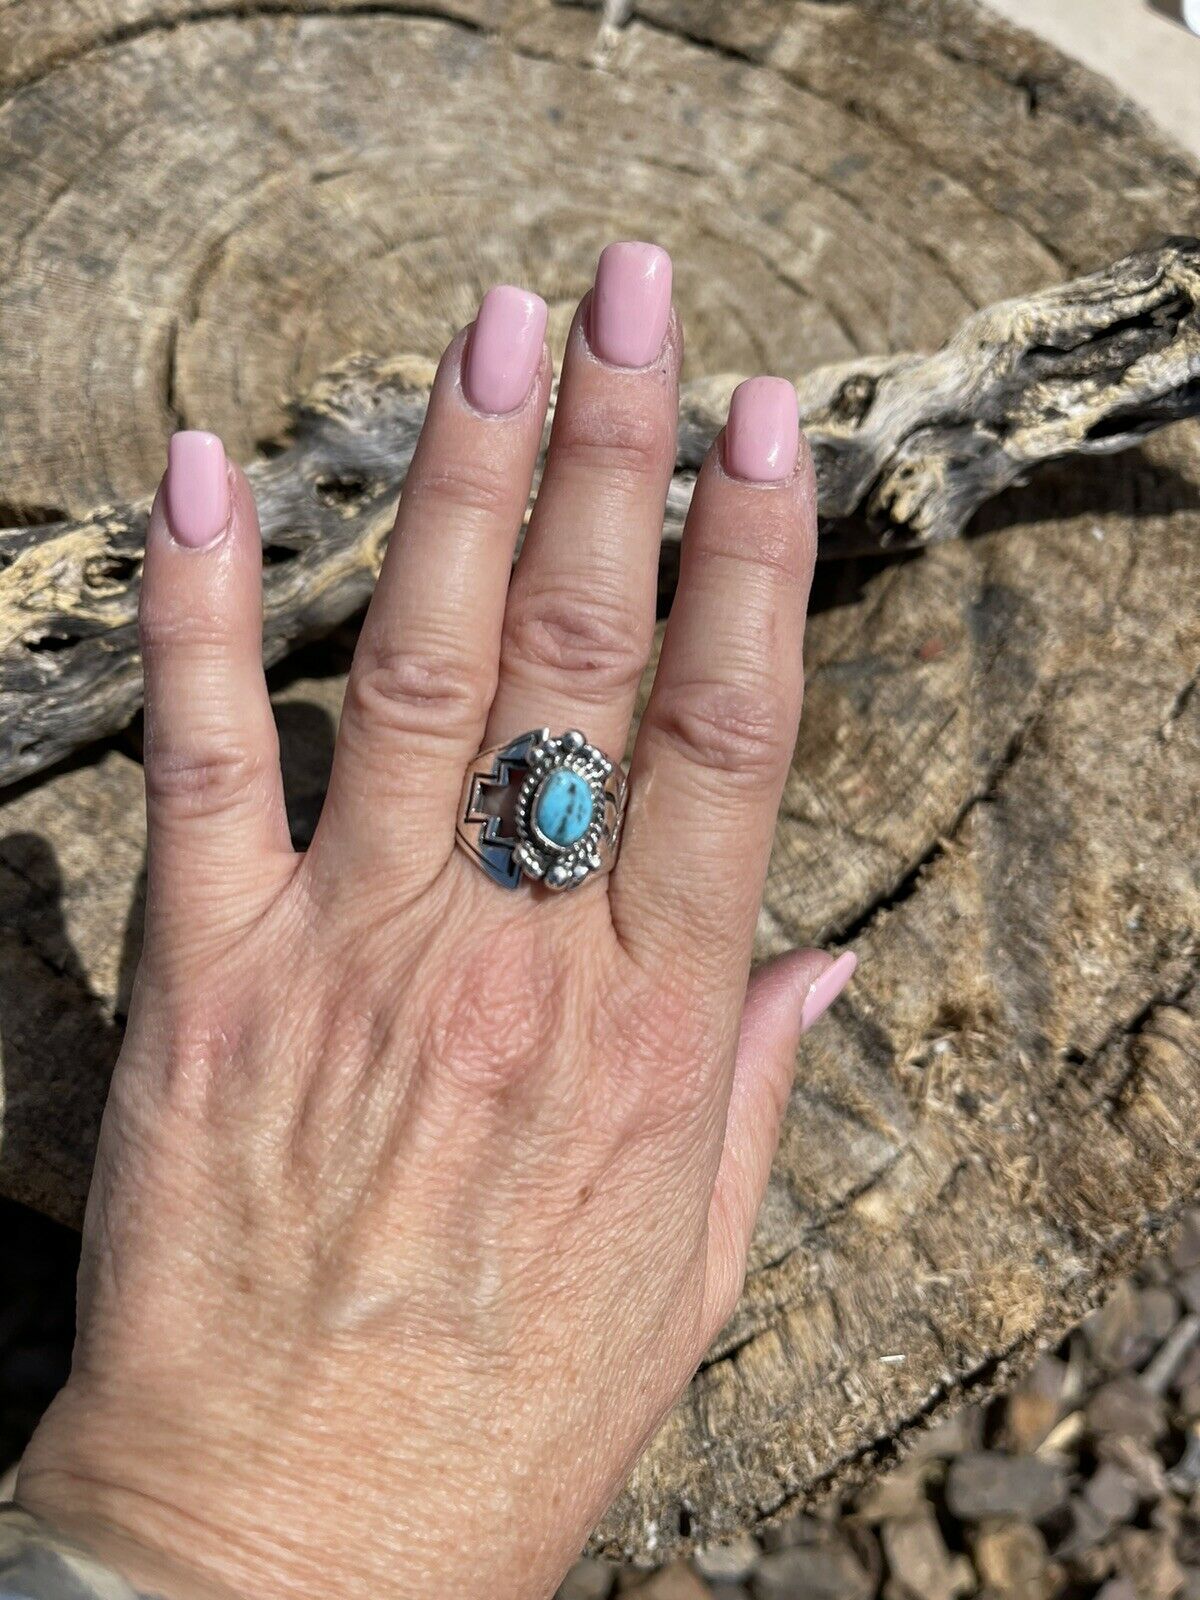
left=483, top=242, right=677, bottom=764
left=140, top=433, right=291, bottom=944
left=612, top=377, right=816, bottom=980
left=315, top=287, right=550, bottom=886
left=703, top=949, right=858, bottom=1329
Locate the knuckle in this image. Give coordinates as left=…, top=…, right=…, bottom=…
left=651, top=677, right=795, bottom=785
left=147, top=993, right=259, bottom=1111
left=691, top=521, right=811, bottom=588
left=139, top=607, right=234, bottom=658
left=347, top=646, right=494, bottom=742
left=503, top=584, right=648, bottom=694
left=406, top=458, right=515, bottom=524
left=421, top=930, right=568, bottom=1100
left=552, top=404, right=672, bottom=486
left=145, top=739, right=270, bottom=820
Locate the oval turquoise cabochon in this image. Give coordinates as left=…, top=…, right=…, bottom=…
left=533, top=770, right=594, bottom=847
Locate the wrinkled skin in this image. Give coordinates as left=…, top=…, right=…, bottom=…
left=17, top=251, right=849, bottom=1600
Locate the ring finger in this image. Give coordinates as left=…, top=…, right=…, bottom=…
left=481, top=242, right=678, bottom=764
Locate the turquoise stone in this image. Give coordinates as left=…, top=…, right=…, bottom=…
left=533, top=769, right=594, bottom=847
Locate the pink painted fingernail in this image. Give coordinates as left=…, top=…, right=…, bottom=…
left=165, top=431, right=230, bottom=548
left=724, top=376, right=801, bottom=484
left=589, top=241, right=673, bottom=368
left=463, top=285, right=548, bottom=415
left=800, top=950, right=857, bottom=1033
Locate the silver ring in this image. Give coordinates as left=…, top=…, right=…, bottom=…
left=456, top=728, right=627, bottom=892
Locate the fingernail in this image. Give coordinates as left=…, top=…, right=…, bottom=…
left=463, top=285, right=548, bottom=415
left=165, top=431, right=230, bottom=548
left=588, top=241, right=673, bottom=368
left=800, top=950, right=857, bottom=1033
left=723, top=376, right=800, bottom=484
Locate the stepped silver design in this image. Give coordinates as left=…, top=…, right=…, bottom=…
left=457, top=728, right=627, bottom=892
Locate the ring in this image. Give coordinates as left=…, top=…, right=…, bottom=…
left=456, top=728, right=627, bottom=892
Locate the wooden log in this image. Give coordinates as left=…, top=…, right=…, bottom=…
left=1, top=0, right=1199, bottom=1565
left=2, top=240, right=1199, bottom=786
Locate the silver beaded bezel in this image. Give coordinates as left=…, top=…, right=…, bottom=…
left=513, top=728, right=614, bottom=892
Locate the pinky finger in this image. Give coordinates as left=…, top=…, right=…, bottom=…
left=703, top=948, right=857, bottom=1327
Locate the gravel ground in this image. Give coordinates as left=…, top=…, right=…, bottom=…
left=6, top=1198, right=1200, bottom=1599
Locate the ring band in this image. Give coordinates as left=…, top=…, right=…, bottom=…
left=456, top=728, right=627, bottom=892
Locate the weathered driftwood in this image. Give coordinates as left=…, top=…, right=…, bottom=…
left=2, top=0, right=1200, bottom=1566
left=2, top=239, right=1199, bottom=787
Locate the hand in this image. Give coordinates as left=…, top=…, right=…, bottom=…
left=17, top=243, right=855, bottom=1600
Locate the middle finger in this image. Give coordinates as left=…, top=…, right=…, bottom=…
left=482, top=242, right=678, bottom=762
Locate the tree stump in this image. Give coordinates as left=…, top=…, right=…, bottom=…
left=0, top=0, right=1197, bottom=1563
